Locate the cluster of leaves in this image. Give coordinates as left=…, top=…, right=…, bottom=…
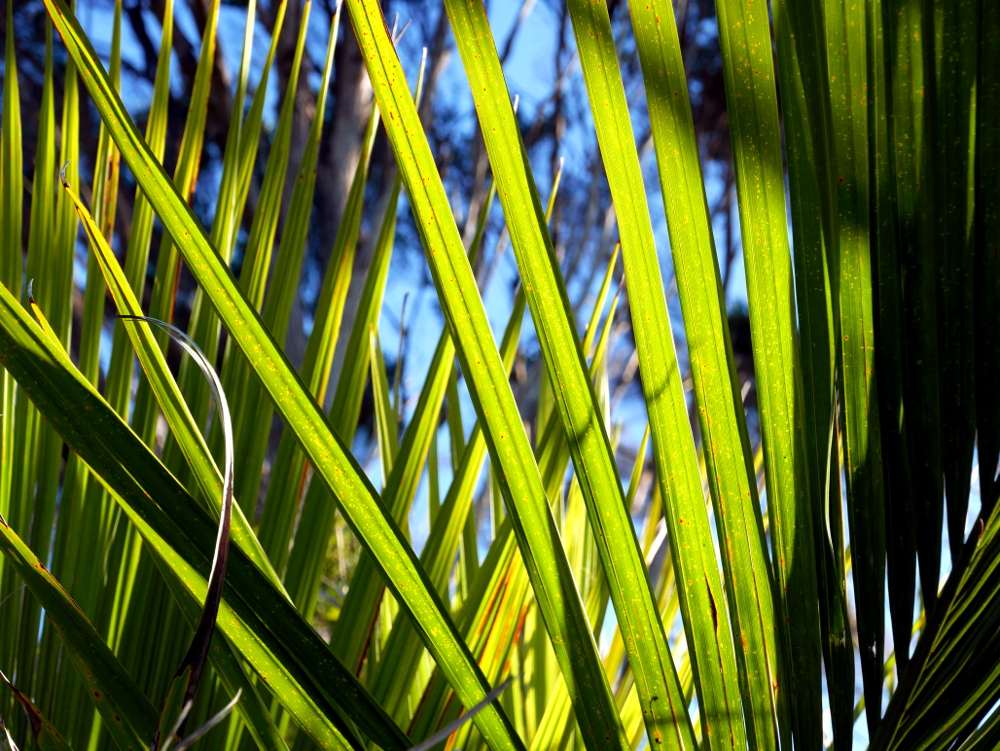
left=0, top=0, right=998, bottom=750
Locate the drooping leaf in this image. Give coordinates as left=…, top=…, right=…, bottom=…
left=112, top=317, right=235, bottom=751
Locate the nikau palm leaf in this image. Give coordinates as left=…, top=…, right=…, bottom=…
left=0, top=0, right=996, bottom=749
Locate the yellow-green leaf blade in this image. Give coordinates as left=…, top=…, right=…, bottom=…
left=578, top=2, right=781, bottom=747
left=446, top=3, right=705, bottom=747
left=41, top=3, right=524, bottom=747
left=714, top=0, right=825, bottom=744
left=349, top=0, right=629, bottom=746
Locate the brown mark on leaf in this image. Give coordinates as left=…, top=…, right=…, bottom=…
left=706, top=577, right=718, bottom=634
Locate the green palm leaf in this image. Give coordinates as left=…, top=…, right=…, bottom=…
left=40, top=2, right=525, bottom=747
